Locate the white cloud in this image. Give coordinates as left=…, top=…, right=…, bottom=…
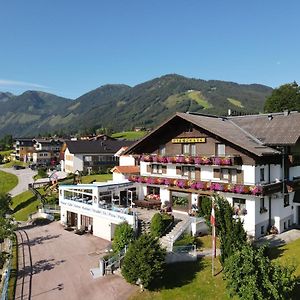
left=0, top=79, right=48, bottom=89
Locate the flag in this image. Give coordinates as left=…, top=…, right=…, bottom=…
left=210, top=203, right=215, bottom=226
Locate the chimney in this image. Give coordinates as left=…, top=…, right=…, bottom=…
left=228, top=109, right=231, bottom=116
left=283, top=110, right=290, bottom=116
left=268, top=114, right=273, bottom=121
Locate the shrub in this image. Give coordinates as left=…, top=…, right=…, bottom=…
left=224, top=243, right=295, bottom=300
left=121, top=234, right=166, bottom=288
left=150, top=213, right=173, bottom=238
left=112, top=222, right=134, bottom=253
left=37, top=167, right=47, bottom=178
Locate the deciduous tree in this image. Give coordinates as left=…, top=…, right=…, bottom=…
left=264, top=82, right=300, bottom=113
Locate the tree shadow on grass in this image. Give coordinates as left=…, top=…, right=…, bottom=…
left=13, top=195, right=36, bottom=213
left=264, top=244, right=286, bottom=260
left=292, top=277, right=300, bottom=300
left=149, top=258, right=204, bottom=291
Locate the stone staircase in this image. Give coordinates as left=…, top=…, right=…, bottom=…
left=160, top=214, right=191, bottom=252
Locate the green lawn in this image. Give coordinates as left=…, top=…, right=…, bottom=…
left=0, top=149, right=13, bottom=157
left=2, top=161, right=28, bottom=168
left=112, top=131, right=147, bottom=140
left=269, top=238, right=300, bottom=299
left=12, top=190, right=41, bottom=221
left=196, top=235, right=220, bottom=250
left=81, top=174, right=112, bottom=184
left=0, top=170, right=18, bottom=193
left=130, top=258, right=230, bottom=300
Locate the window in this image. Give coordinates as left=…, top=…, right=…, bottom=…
left=191, top=144, right=196, bottom=156
left=213, top=168, right=220, bottom=179
left=159, top=145, right=166, bottom=156
left=152, top=164, right=163, bottom=174
left=84, top=156, right=92, bottom=162
left=231, top=169, right=237, bottom=183
left=190, top=167, right=196, bottom=180
left=261, top=226, right=264, bottom=235
left=233, top=198, right=246, bottom=215
left=216, top=143, right=225, bottom=156
left=260, top=198, right=267, bottom=213
left=147, top=186, right=160, bottom=195
left=182, top=166, right=189, bottom=176
left=288, top=219, right=291, bottom=227
left=260, top=197, right=265, bottom=209
left=284, top=194, right=290, bottom=207
left=284, top=222, right=286, bottom=230
left=182, top=143, right=196, bottom=155
left=221, top=168, right=229, bottom=180
left=182, top=144, right=190, bottom=155
left=260, top=168, right=265, bottom=182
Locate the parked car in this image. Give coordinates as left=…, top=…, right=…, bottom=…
left=13, top=165, right=26, bottom=170
left=29, top=164, right=37, bottom=170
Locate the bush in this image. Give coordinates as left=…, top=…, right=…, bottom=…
left=37, top=167, right=47, bottom=178
left=174, top=233, right=195, bottom=246
left=224, top=244, right=295, bottom=300
left=150, top=213, right=173, bottom=238
left=112, top=222, right=134, bottom=253
left=121, top=234, right=166, bottom=289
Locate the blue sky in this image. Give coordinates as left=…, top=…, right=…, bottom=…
left=0, top=0, right=299, bottom=99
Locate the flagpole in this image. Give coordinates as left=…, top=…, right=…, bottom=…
left=211, top=195, right=216, bottom=276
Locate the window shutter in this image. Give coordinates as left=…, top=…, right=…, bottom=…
left=162, top=165, right=167, bottom=174
left=195, top=168, right=201, bottom=180
left=176, top=166, right=182, bottom=175
left=237, top=169, right=244, bottom=183
left=147, top=164, right=152, bottom=173
left=213, top=168, right=220, bottom=178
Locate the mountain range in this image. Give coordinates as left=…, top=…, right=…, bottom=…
left=0, top=74, right=273, bottom=138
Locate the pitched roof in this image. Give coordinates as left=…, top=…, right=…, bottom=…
left=111, top=166, right=140, bottom=174
left=229, top=111, right=300, bottom=146
left=66, top=140, right=133, bottom=154
left=125, top=111, right=300, bottom=157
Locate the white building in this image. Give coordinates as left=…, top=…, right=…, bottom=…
left=123, top=111, right=300, bottom=239
left=62, top=140, right=132, bottom=174
left=59, top=180, right=138, bottom=241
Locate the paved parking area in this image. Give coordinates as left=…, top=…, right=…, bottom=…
left=18, top=222, right=138, bottom=300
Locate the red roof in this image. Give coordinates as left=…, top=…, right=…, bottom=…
left=111, top=166, right=140, bottom=174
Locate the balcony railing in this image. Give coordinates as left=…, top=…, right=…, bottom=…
left=129, top=175, right=263, bottom=196
left=140, top=154, right=242, bottom=166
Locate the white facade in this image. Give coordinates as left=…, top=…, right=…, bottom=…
left=136, top=160, right=296, bottom=238
left=59, top=180, right=138, bottom=241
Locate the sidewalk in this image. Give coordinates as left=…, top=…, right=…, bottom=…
left=255, top=229, right=300, bottom=247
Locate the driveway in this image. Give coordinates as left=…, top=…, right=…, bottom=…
left=0, top=167, right=36, bottom=197
left=15, top=222, right=138, bottom=300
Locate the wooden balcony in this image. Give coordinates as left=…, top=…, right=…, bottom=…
left=140, top=154, right=242, bottom=166
left=128, top=175, right=262, bottom=196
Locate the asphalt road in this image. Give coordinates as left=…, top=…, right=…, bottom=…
left=0, top=167, right=36, bottom=197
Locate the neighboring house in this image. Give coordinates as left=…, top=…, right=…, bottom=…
left=123, top=111, right=300, bottom=239
left=63, top=140, right=133, bottom=174
left=14, top=138, right=35, bottom=162
left=32, top=151, right=52, bottom=165
left=33, top=138, right=64, bottom=165
left=111, top=165, right=140, bottom=182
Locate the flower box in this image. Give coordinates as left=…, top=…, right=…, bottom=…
left=176, top=156, right=185, bottom=163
